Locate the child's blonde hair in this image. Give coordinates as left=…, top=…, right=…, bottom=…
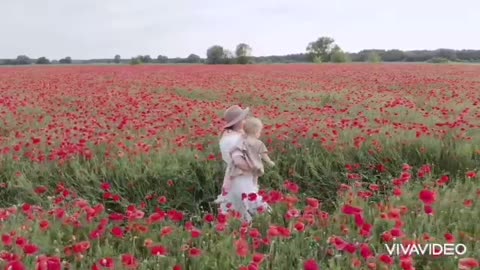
left=244, top=117, right=263, bottom=136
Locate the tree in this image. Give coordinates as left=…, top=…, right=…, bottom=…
left=235, top=43, right=252, bottom=64
left=352, top=50, right=384, bottom=62
left=36, top=57, right=50, bottom=64
left=456, top=50, right=480, bottom=61
left=403, top=50, right=435, bottom=62
left=157, top=55, right=168, bottom=63
left=427, top=57, right=449, bottom=64
left=330, top=45, right=349, bottom=63
left=434, top=49, right=457, bottom=61
left=223, top=50, right=235, bottom=64
left=15, top=55, right=32, bottom=65
left=114, top=55, right=121, bottom=64
left=130, top=57, right=142, bottom=65
left=382, top=50, right=404, bottom=61
left=59, top=57, right=72, bottom=64
left=141, top=55, right=152, bottom=63
left=186, top=54, right=201, bottom=63
left=367, top=51, right=382, bottom=63
left=306, top=37, right=335, bottom=62
left=206, top=45, right=225, bottom=64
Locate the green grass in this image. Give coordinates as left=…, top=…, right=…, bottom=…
left=0, top=146, right=478, bottom=269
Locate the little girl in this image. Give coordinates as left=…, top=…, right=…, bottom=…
left=229, top=117, right=275, bottom=188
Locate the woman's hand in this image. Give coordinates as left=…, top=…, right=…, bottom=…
left=232, top=155, right=252, bottom=171
left=231, top=150, right=252, bottom=171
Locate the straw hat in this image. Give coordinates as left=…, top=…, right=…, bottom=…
left=223, top=105, right=250, bottom=128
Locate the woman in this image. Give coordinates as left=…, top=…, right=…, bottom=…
left=214, top=105, right=270, bottom=223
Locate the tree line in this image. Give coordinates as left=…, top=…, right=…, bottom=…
left=2, top=36, right=480, bottom=65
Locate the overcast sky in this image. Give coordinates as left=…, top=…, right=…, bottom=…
left=1, top=0, right=479, bottom=59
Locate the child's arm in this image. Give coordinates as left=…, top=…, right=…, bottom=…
left=261, top=153, right=275, bottom=167
left=258, top=141, right=275, bottom=166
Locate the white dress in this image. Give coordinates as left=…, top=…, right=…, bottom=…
left=214, top=131, right=270, bottom=223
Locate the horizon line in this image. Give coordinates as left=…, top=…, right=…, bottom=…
left=1, top=47, right=479, bottom=61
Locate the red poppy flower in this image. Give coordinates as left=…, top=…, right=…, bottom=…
left=23, top=243, right=39, bottom=255
left=15, top=237, right=27, bottom=247
left=444, top=233, right=456, bottom=243
left=252, top=253, right=265, bottom=264
left=157, top=196, right=167, bottom=204
left=160, top=226, right=174, bottom=237
left=235, top=238, right=249, bottom=257
left=283, top=181, right=299, bottom=193
left=419, top=189, right=437, bottom=205
left=400, top=256, right=414, bottom=270
left=423, top=205, right=434, bottom=215
left=379, top=254, right=394, bottom=265
left=458, top=258, right=479, bottom=270
left=381, top=232, right=393, bottom=242
left=2, top=234, right=13, bottom=246
left=36, top=256, right=62, bottom=270
left=204, top=213, right=215, bottom=223
left=306, top=197, right=319, bottom=209
left=189, top=248, right=202, bottom=258
left=354, top=213, right=365, bottom=227
left=391, top=228, right=404, bottom=238
left=303, top=259, right=319, bottom=270
left=248, top=193, right=258, bottom=201
left=393, top=188, right=403, bottom=197
left=121, top=254, right=139, bottom=269
left=369, top=184, right=380, bottom=192
left=190, top=229, right=202, bottom=239
left=34, top=186, right=48, bottom=195
left=99, top=257, right=115, bottom=269
left=111, top=227, right=124, bottom=238
left=341, top=204, right=363, bottom=215
left=167, top=210, right=184, bottom=223
left=345, top=243, right=357, bottom=254
left=294, top=222, right=305, bottom=232
left=360, top=244, right=374, bottom=260
left=466, top=171, right=477, bottom=179
left=148, top=212, right=166, bottom=224
left=101, top=182, right=111, bottom=191
left=464, top=199, right=473, bottom=208
left=331, top=236, right=347, bottom=250
left=5, top=260, right=26, bottom=270
left=151, top=245, right=168, bottom=256
left=72, top=241, right=91, bottom=254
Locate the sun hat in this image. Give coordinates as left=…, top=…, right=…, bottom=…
left=223, top=105, right=250, bottom=128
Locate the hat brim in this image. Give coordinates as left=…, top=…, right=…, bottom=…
left=223, top=107, right=250, bottom=128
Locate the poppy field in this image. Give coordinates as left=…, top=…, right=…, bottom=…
left=0, top=64, right=479, bottom=269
